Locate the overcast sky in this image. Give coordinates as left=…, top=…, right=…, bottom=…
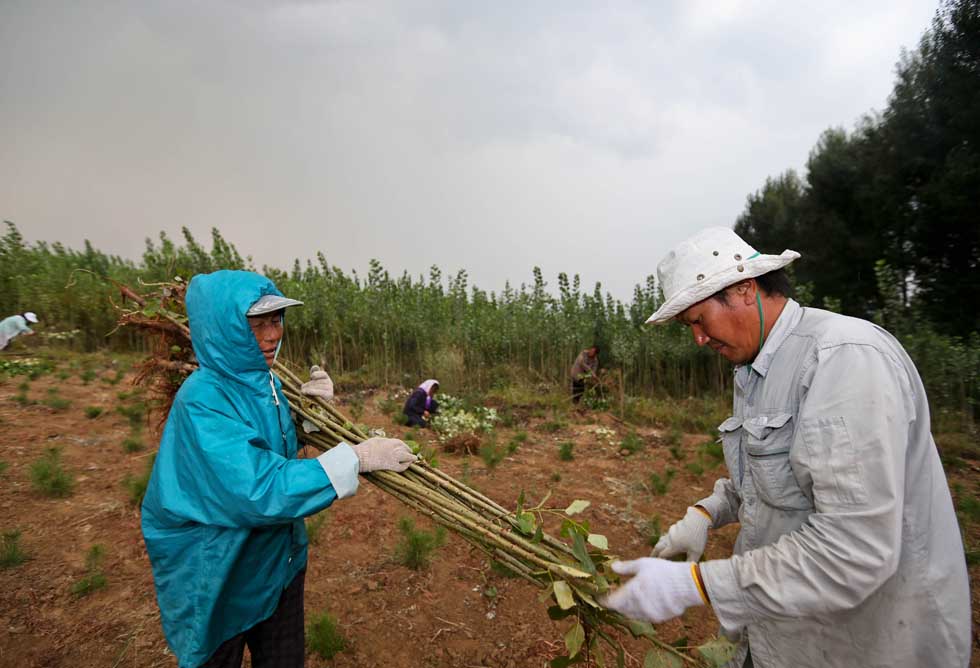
left=1, top=1, right=937, bottom=300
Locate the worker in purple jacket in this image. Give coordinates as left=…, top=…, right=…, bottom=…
left=403, top=379, right=439, bottom=427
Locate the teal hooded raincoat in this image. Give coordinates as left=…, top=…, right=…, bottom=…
left=141, top=270, right=359, bottom=667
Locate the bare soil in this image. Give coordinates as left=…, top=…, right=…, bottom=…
left=1, top=360, right=977, bottom=667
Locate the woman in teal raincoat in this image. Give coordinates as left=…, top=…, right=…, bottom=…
left=142, top=270, right=415, bottom=668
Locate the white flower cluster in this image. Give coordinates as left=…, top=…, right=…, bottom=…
left=0, top=358, right=42, bottom=376
left=430, top=395, right=499, bottom=442
left=592, top=426, right=617, bottom=444
left=40, top=329, right=81, bottom=342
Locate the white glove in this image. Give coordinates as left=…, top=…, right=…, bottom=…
left=651, top=506, right=711, bottom=561
left=351, top=437, right=417, bottom=473
left=301, top=365, right=334, bottom=401
left=600, top=558, right=705, bottom=623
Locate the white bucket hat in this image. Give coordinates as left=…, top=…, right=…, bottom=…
left=24, top=312, right=38, bottom=323
left=645, top=227, right=800, bottom=324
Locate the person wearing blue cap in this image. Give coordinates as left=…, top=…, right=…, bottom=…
left=141, top=270, right=415, bottom=668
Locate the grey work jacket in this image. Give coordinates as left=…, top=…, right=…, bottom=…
left=696, top=300, right=970, bottom=668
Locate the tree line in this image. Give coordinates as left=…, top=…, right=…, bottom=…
left=735, top=0, right=978, bottom=336
left=2, top=1, right=977, bottom=418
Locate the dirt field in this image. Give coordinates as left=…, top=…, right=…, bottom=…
left=1, top=354, right=977, bottom=667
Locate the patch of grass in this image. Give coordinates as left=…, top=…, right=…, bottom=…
left=116, top=403, right=146, bottom=429
left=668, top=443, right=685, bottom=460
left=540, top=419, right=566, bottom=433
left=624, top=394, right=730, bottom=433
left=42, top=396, right=72, bottom=411
left=0, top=460, right=7, bottom=477
left=306, top=611, right=347, bottom=659
left=122, top=433, right=144, bottom=453
left=620, top=431, right=644, bottom=456
left=937, top=431, right=980, bottom=461
left=306, top=511, right=329, bottom=545
left=479, top=440, right=506, bottom=470
left=56, top=370, right=70, bottom=381
left=376, top=396, right=400, bottom=416
left=646, top=515, right=662, bottom=548
left=685, top=460, right=705, bottom=476
left=649, top=469, right=676, bottom=496
left=12, top=392, right=31, bottom=406
left=550, top=471, right=562, bottom=483
left=79, top=369, right=97, bottom=384
left=0, top=530, right=28, bottom=569
left=30, top=447, right=74, bottom=498
left=70, top=544, right=107, bottom=597
left=101, top=369, right=125, bottom=385
left=513, top=430, right=528, bottom=443
left=122, top=455, right=155, bottom=506
left=16, top=381, right=30, bottom=392
left=558, top=441, right=574, bottom=461
left=84, top=406, right=104, bottom=419
left=497, top=411, right=518, bottom=429
left=957, top=495, right=980, bottom=524
left=393, top=517, right=446, bottom=570
left=665, top=427, right=683, bottom=447
left=347, top=396, right=364, bottom=423
left=702, top=438, right=725, bottom=462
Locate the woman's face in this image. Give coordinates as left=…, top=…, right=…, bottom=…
left=429, top=385, right=439, bottom=397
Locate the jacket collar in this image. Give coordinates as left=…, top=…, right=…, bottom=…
left=741, top=298, right=803, bottom=378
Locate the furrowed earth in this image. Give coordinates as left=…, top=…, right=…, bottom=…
left=1, top=355, right=978, bottom=667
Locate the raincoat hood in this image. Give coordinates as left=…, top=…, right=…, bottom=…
left=187, top=270, right=285, bottom=379
left=418, top=379, right=439, bottom=395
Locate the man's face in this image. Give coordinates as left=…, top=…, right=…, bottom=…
left=676, top=283, right=758, bottom=365
left=247, top=311, right=284, bottom=369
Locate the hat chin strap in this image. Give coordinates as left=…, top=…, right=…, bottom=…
left=755, top=292, right=765, bottom=357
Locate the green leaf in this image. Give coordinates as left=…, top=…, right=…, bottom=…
left=516, top=511, right=536, bottom=535
left=565, top=499, right=591, bottom=515
left=553, top=580, right=575, bottom=610
left=572, top=587, right=600, bottom=608
left=643, top=649, right=683, bottom=668
left=571, top=532, right=597, bottom=575
left=547, top=605, right=576, bottom=620
left=533, top=523, right=544, bottom=543
left=555, top=564, right=592, bottom=579
left=696, top=637, right=738, bottom=667
left=587, top=533, right=608, bottom=550
left=564, top=621, right=585, bottom=658
left=625, top=619, right=658, bottom=641
left=616, top=647, right=625, bottom=668
left=517, top=488, right=526, bottom=514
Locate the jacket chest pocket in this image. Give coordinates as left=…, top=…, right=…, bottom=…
left=743, top=413, right=812, bottom=511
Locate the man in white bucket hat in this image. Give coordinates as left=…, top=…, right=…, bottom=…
left=0, top=311, right=38, bottom=350
left=601, top=227, right=970, bottom=668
